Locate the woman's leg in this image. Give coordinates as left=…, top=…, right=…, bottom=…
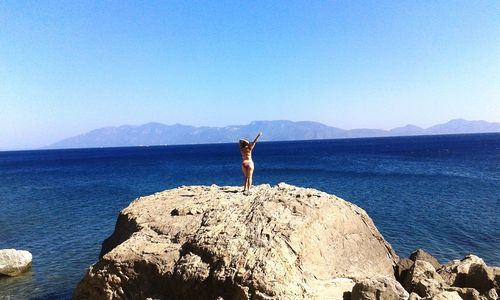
left=242, top=164, right=249, bottom=191
left=248, top=165, right=254, bottom=190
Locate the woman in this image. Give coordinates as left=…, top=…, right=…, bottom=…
left=239, top=132, right=262, bottom=194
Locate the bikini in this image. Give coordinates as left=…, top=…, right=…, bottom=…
left=241, top=146, right=254, bottom=168
left=242, top=160, right=254, bottom=168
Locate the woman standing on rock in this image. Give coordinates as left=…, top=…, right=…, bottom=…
left=240, top=132, right=262, bottom=195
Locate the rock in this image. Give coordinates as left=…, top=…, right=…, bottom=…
left=409, top=292, right=422, bottom=300
left=403, top=260, right=445, bottom=298
left=0, top=249, right=32, bottom=276
left=396, top=258, right=415, bottom=282
left=431, top=291, right=463, bottom=300
left=465, top=263, right=495, bottom=294
left=437, top=255, right=497, bottom=294
left=445, top=287, right=481, bottom=300
left=351, top=275, right=409, bottom=300
left=485, top=288, right=498, bottom=300
left=320, top=277, right=356, bottom=300
left=409, top=249, right=441, bottom=270
left=493, top=267, right=500, bottom=289
left=438, top=255, right=484, bottom=286
left=74, top=184, right=399, bottom=299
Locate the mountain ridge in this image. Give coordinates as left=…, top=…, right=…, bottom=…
left=47, top=119, right=500, bottom=149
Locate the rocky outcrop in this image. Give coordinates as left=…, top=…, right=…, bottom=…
left=396, top=251, right=499, bottom=300
left=74, top=184, right=499, bottom=299
left=74, top=183, right=399, bottom=299
left=0, top=249, right=32, bottom=276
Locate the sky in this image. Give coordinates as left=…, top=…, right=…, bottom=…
left=1, top=1, right=499, bottom=149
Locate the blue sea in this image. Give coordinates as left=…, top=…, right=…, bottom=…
left=0, top=133, right=499, bottom=299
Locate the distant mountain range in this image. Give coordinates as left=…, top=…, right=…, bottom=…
left=47, top=119, right=500, bottom=149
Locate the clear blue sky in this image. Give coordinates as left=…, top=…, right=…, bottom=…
left=1, top=1, right=499, bottom=149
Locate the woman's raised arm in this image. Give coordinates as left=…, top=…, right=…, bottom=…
left=251, top=132, right=263, bottom=147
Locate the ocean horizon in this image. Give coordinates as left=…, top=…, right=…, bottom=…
left=1, top=133, right=499, bottom=299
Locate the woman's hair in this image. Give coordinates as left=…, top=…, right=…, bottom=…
left=239, top=139, right=249, bottom=149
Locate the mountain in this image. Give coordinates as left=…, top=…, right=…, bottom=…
left=47, top=119, right=500, bottom=149
left=389, top=125, right=425, bottom=136
left=426, top=119, right=500, bottom=135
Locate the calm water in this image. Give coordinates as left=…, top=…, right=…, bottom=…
left=0, top=134, right=499, bottom=299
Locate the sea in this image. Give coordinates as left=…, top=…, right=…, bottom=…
left=0, top=133, right=499, bottom=299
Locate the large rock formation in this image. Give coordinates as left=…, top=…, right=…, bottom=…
left=0, top=249, right=32, bottom=276
left=74, top=183, right=399, bottom=299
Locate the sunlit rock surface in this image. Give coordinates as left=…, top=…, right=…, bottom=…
left=74, top=183, right=398, bottom=299
left=0, top=249, right=32, bottom=277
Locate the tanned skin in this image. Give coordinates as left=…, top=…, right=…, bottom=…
left=239, top=132, right=262, bottom=194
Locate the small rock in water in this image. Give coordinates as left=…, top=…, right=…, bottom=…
left=0, top=249, right=32, bottom=276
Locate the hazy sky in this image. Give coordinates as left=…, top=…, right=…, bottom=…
left=1, top=1, right=499, bottom=149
